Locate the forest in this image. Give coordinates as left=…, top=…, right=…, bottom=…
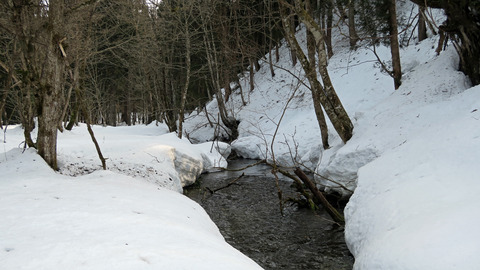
left=1, top=0, right=479, bottom=170
left=2, top=1, right=480, bottom=269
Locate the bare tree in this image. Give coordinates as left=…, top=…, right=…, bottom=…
left=280, top=0, right=354, bottom=144
left=199, top=1, right=239, bottom=141
left=0, top=0, right=67, bottom=169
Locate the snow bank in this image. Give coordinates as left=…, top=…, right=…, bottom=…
left=0, top=149, right=261, bottom=270
left=184, top=14, right=480, bottom=269
left=55, top=124, right=229, bottom=191
left=184, top=26, right=394, bottom=182
left=317, top=39, right=470, bottom=195
left=345, top=83, right=480, bottom=269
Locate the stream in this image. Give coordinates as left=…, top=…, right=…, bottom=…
left=184, top=159, right=353, bottom=270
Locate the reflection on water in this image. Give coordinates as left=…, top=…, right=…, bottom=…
left=184, top=160, right=353, bottom=270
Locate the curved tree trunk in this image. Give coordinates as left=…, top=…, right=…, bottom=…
left=306, top=0, right=329, bottom=149
left=280, top=0, right=354, bottom=144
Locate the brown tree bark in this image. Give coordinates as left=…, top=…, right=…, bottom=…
left=325, top=1, right=334, bottom=58
left=76, top=86, right=107, bottom=170
left=294, top=167, right=344, bottom=224
left=418, top=6, right=427, bottom=42
left=306, top=0, right=329, bottom=149
left=35, top=0, right=67, bottom=170
left=348, top=0, right=359, bottom=49
left=0, top=62, right=13, bottom=129
left=201, top=10, right=238, bottom=141
left=280, top=0, right=354, bottom=144
left=388, top=0, right=402, bottom=89
left=289, top=10, right=298, bottom=66
left=249, top=58, right=255, bottom=92
left=178, top=13, right=192, bottom=139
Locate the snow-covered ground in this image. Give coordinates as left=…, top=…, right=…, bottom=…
left=1, top=125, right=261, bottom=269
left=183, top=5, right=480, bottom=269
left=2, top=2, right=480, bottom=269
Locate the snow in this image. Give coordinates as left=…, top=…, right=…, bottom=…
left=54, top=124, right=229, bottom=191
left=345, top=81, right=480, bottom=269
left=183, top=8, right=480, bottom=270
left=2, top=2, right=480, bottom=268
left=1, top=125, right=260, bottom=269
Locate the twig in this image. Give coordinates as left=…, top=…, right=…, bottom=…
left=207, top=172, right=245, bottom=194
left=269, top=77, right=301, bottom=216
left=215, top=159, right=266, bottom=172
left=299, top=163, right=354, bottom=194
left=145, top=152, right=165, bottom=163
left=371, top=45, right=394, bottom=78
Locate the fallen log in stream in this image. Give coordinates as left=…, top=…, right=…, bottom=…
left=293, top=167, right=345, bottom=224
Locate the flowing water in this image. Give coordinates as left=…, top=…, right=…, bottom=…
left=184, top=160, right=353, bottom=270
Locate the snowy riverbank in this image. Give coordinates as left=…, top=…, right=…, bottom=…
left=3, top=3, right=480, bottom=268
left=184, top=22, right=480, bottom=270
left=0, top=124, right=262, bottom=269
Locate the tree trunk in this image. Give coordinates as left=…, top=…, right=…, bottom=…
left=418, top=6, right=427, bottom=42
left=348, top=0, right=359, bottom=49
left=249, top=57, right=255, bottom=92
left=65, top=100, right=79, bottom=131
left=75, top=86, right=106, bottom=170
left=162, top=66, right=177, bottom=132
left=306, top=0, right=329, bottom=149
left=36, top=0, right=66, bottom=170
left=0, top=65, right=13, bottom=129
left=178, top=20, right=191, bottom=139
left=235, top=77, right=247, bottom=106
left=325, top=1, right=334, bottom=58
left=202, top=21, right=238, bottom=141
left=268, top=27, right=276, bottom=77
left=21, top=86, right=36, bottom=148
left=388, top=0, right=402, bottom=89
left=276, top=43, right=280, bottom=63
left=280, top=0, right=354, bottom=144
left=289, top=11, right=297, bottom=66
left=294, top=167, right=345, bottom=224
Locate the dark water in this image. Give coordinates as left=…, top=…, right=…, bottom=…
left=184, top=160, right=353, bottom=270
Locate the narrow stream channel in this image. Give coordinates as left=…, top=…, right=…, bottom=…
left=184, top=159, right=353, bottom=270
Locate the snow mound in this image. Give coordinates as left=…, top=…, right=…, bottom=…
left=0, top=149, right=261, bottom=270
left=344, top=47, right=480, bottom=269
left=185, top=18, right=480, bottom=268
left=55, top=124, right=228, bottom=191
